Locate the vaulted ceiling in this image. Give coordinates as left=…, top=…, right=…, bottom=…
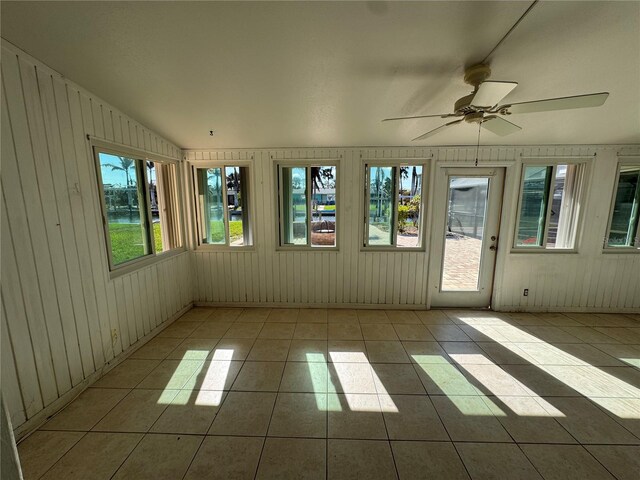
left=2, top=1, right=639, bottom=148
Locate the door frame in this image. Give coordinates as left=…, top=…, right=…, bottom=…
left=428, top=166, right=506, bottom=308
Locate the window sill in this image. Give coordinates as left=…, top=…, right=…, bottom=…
left=602, top=248, right=640, bottom=254
left=108, top=248, right=187, bottom=280
left=360, top=247, right=425, bottom=253
left=195, top=245, right=256, bottom=253
left=509, top=248, right=579, bottom=254
left=276, top=246, right=339, bottom=252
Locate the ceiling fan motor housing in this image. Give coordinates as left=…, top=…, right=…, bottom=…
left=464, top=64, right=492, bottom=87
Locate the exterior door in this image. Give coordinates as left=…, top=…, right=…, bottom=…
left=429, top=167, right=505, bottom=308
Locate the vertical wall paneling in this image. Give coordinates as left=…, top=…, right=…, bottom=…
left=1, top=41, right=190, bottom=434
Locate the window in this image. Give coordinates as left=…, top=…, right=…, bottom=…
left=606, top=165, right=639, bottom=249
left=364, top=163, right=425, bottom=248
left=95, top=148, right=183, bottom=270
left=277, top=163, right=337, bottom=248
left=515, top=163, right=585, bottom=249
left=193, top=165, right=252, bottom=247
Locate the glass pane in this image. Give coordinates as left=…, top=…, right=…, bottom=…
left=146, top=161, right=164, bottom=252
left=516, top=166, right=552, bottom=246
left=155, top=162, right=182, bottom=251
left=608, top=166, right=640, bottom=247
left=547, top=164, right=581, bottom=249
left=225, top=166, right=245, bottom=246
left=368, top=166, right=394, bottom=245
left=442, top=177, right=489, bottom=291
left=197, top=168, right=226, bottom=244
left=282, top=167, right=307, bottom=245
left=99, top=152, right=149, bottom=265
left=397, top=165, right=423, bottom=248
left=311, top=166, right=336, bottom=247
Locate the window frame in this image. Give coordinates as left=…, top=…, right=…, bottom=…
left=190, top=159, right=255, bottom=251
left=512, top=159, right=588, bottom=253
left=275, top=159, right=340, bottom=251
left=603, top=159, right=640, bottom=253
left=361, top=159, right=428, bottom=251
left=92, top=141, right=186, bottom=277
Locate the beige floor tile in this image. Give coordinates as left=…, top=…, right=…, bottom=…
left=237, top=308, right=271, bottom=322
left=392, top=441, right=470, bottom=480
left=328, top=394, right=387, bottom=439
left=92, top=389, right=178, bottom=433
left=366, top=341, right=410, bottom=363
left=586, top=445, right=640, bottom=480
left=40, top=432, right=142, bottom=480
left=381, top=394, right=448, bottom=440
left=328, top=363, right=376, bottom=393
left=327, top=341, right=369, bottom=363
left=247, top=338, right=291, bottom=361
left=475, top=342, right=534, bottom=365
left=393, top=323, right=435, bottom=341
left=402, top=341, right=451, bottom=364
left=361, top=323, right=398, bottom=340
left=209, top=307, right=243, bottom=322
left=427, top=325, right=472, bottom=342
left=112, top=433, right=202, bottom=480
left=416, top=310, right=454, bottom=325
left=599, top=366, right=640, bottom=389
left=193, top=360, right=242, bottom=390
left=17, top=431, right=84, bottom=480
left=209, top=391, right=276, bottom=436
left=560, top=326, right=621, bottom=344
left=136, top=359, right=205, bottom=390
left=280, top=361, right=329, bottom=393
left=328, top=309, right=359, bottom=323
left=166, top=338, right=220, bottom=360
left=546, top=397, right=639, bottom=444
left=458, top=363, right=531, bottom=396
left=189, top=322, right=232, bottom=338
left=595, top=327, right=640, bottom=344
left=533, top=313, right=582, bottom=327
left=592, top=344, right=640, bottom=368
left=482, top=396, right=576, bottom=444
left=414, top=362, right=481, bottom=396
left=178, top=307, right=214, bottom=322
left=150, top=390, right=226, bottom=434
left=258, top=322, right=296, bottom=339
left=524, top=326, right=582, bottom=343
left=328, top=439, right=397, bottom=480
left=157, top=321, right=202, bottom=338
left=266, top=308, right=299, bottom=323
left=385, top=310, right=422, bottom=324
left=356, top=309, right=389, bottom=324
left=223, top=322, right=264, bottom=339
left=456, top=442, right=542, bottom=480
left=288, top=339, right=329, bottom=361
left=521, top=444, right=616, bottom=480
left=130, top=337, right=183, bottom=360
left=371, top=363, right=426, bottom=395
left=499, top=364, right=578, bottom=397
left=294, top=323, right=328, bottom=340
left=256, top=438, right=326, bottom=480
left=92, top=359, right=160, bottom=388
left=328, top=323, right=363, bottom=340
left=184, top=436, right=264, bottom=480
left=430, top=396, right=512, bottom=442
left=212, top=338, right=256, bottom=360
left=41, top=388, right=130, bottom=431
left=232, top=361, right=285, bottom=391
left=440, top=342, right=495, bottom=365
left=298, top=308, right=329, bottom=323
left=268, top=392, right=327, bottom=438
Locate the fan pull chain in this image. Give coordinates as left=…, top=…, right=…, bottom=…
left=474, top=121, right=482, bottom=167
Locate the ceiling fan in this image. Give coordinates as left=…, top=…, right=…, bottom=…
left=382, top=64, right=609, bottom=141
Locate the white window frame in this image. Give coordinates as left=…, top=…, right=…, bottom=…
left=191, top=159, right=255, bottom=250
left=275, top=160, right=340, bottom=251
left=92, top=140, right=185, bottom=277
left=512, top=159, right=588, bottom=253
left=361, top=159, right=428, bottom=251
left=603, top=159, right=640, bottom=252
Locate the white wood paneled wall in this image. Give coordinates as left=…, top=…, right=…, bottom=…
left=186, top=146, right=639, bottom=312
left=1, top=41, right=192, bottom=432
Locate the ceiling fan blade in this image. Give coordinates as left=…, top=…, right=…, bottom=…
left=471, top=81, right=518, bottom=108
left=382, top=113, right=455, bottom=122
left=503, top=92, right=609, bottom=114
left=482, top=116, right=521, bottom=136
left=412, top=119, right=463, bottom=141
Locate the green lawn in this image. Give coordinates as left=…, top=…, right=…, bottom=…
left=207, top=220, right=244, bottom=243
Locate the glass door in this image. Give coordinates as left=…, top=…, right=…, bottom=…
left=429, top=167, right=505, bottom=308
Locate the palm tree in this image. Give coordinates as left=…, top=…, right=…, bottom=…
left=103, top=156, right=135, bottom=215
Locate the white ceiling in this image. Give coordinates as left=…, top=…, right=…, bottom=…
left=2, top=1, right=639, bottom=149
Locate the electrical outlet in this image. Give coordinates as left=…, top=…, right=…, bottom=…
left=523, top=289, right=529, bottom=297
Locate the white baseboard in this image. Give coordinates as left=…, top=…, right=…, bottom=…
left=194, top=301, right=429, bottom=310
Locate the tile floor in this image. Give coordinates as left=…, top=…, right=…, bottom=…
left=18, top=307, right=640, bottom=479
